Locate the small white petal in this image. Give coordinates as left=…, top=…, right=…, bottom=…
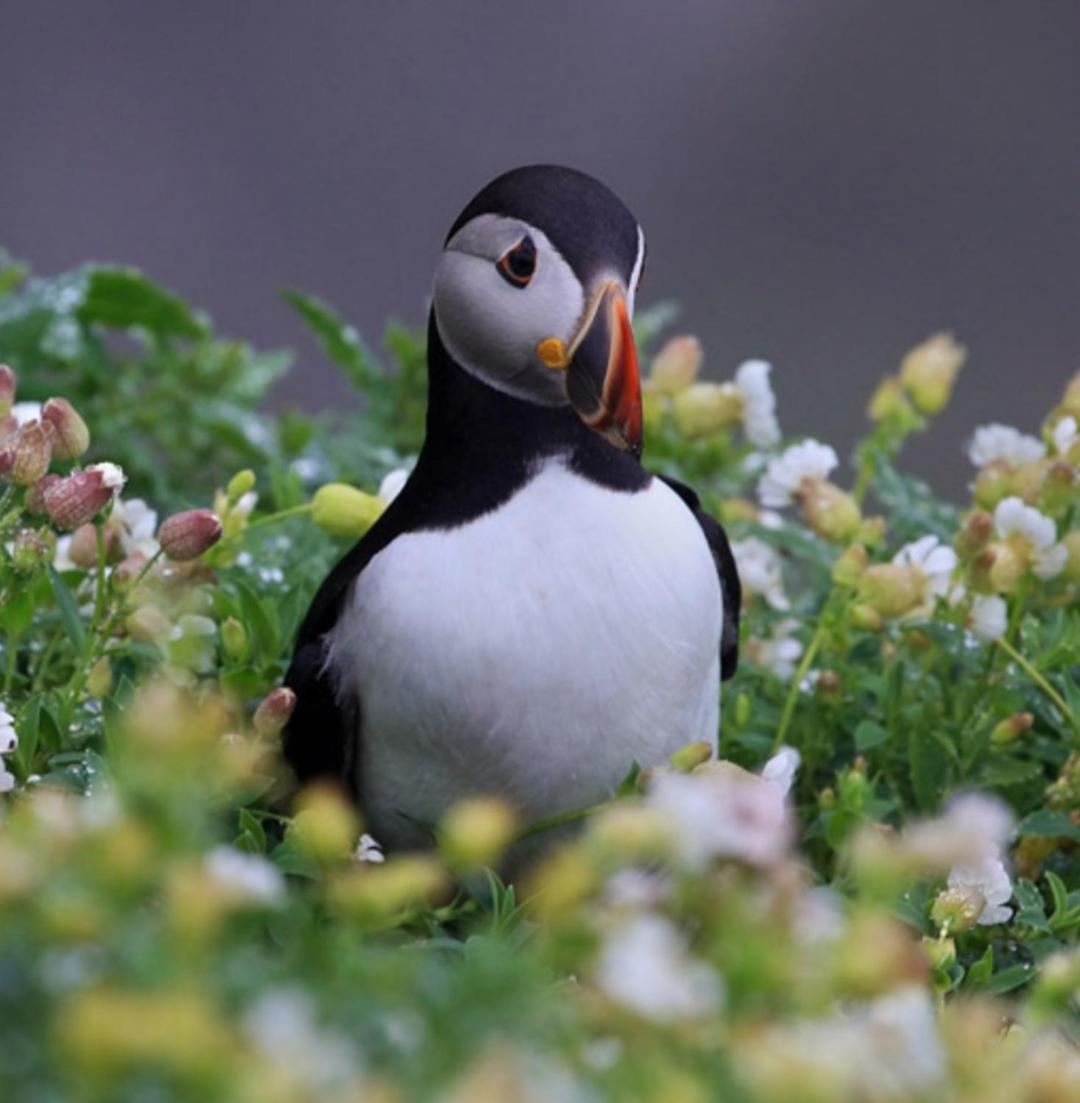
left=734, top=359, right=781, bottom=448
left=1051, top=416, right=1078, bottom=456
left=968, top=424, right=1045, bottom=468
left=757, top=439, right=838, bottom=508
left=968, top=595, right=1007, bottom=643
left=994, top=496, right=1058, bottom=548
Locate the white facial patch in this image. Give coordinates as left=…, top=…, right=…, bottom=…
left=627, top=224, right=646, bottom=318
left=433, top=214, right=585, bottom=405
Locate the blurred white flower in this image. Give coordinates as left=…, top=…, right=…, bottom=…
left=354, top=833, right=386, bottom=864
left=757, top=439, right=838, bottom=508
left=602, top=869, right=671, bottom=909
left=732, top=537, right=789, bottom=610
left=851, top=985, right=946, bottom=1095
left=244, top=988, right=363, bottom=1093
left=377, top=467, right=410, bottom=506
left=903, top=791, right=1015, bottom=873
left=595, top=914, right=722, bottom=1021
left=165, top=614, right=218, bottom=674
left=647, top=747, right=798, bottom=869
left=948, top=855, right=1014, bottom=926
left=87, top=461, right=126, bottom=491
left=113, top=498, right=159, bottom=558
left=968, top=595, right=1008, bottom=643
left=968, top=424, right=1045, bottom=468
left=0, top=701, right=17, bottom=793
left=205, top=846, right=285, bottom=905
left=892, top=534, right=957, bottom=597
left=11, top=401, right=42, bottom=426
left=994, top=496, right=1066, bottom=579
left=1052, top=415, right=1078, bottom=456
left=745, top=619, right=803, bottom=680
left=734, top=359, right=781, bottom=448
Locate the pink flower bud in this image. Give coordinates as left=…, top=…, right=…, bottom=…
left=43, top=464, right=124, bottom=530
left=253, top=687, right=297, bottom=736
left=11, top=421, right=52, bottom=486
left=41, top=397, right=90, bottom=460
left=0, top=448, right=12, bottom=480
left=0, top=364, right=15, bottom=419
left=157, top=508, right=224, bottom=560
left=25, top=474, right=61, bottom=515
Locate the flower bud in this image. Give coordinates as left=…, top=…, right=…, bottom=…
left=43, top=464, right=124, bottom=530
left=11, top=422, right=52, bottom=486
left=328, top=856, right=448, bottom=924
left=41, top=398, right=90, bottom=460
left=11, top=528, right=54, bottom=572
left=855, top=516, right=887, bottom=547
left=991, top=711, right=1034, bottom=746
left=857, top=564, right=924, bottom=618
left=253, top=686, right=297, bottom=736
left=226, top=469, right=256, bottom=503
left=25, top=474, right=60, bottom=515
left=866, top=377, right=911, bottom=423
left=669, top=740, right=712, bottom=772
left=1060, top=371, right=1080, bottom=420
left=832, top=543, right=868, bottom=588
left=68, top=524, right=102, bottom=569
left=1062, top=531, right=1080, bottom=584
left=86, top=658, right=113, bottom=699
left=125, top=605, right=172, bottom=644
left=973, top=460, right=1012, bottom=509
left=158, top=509, right=223, bottom=561
left=0, top=364, right=15, bottom=418
left=921, top=935, right=957, bottom=972
left=1038, top=461, right=1076, bottom=516
left=816, top=669, right=842, bottom=697
left=734, top=692, right=751, bottom=726
left=801, top=481, right=862, bottom=543
left=988, top=542, right=1025, bottom=593
left=931, top=885, right=985, bottom=934
left=954, top=510, right=993, bottom=559
left=290, top=784, right=360, bottom=864
left=899, top=333, right=965, bottom=414
left=439, top=797, right=518, bottom=869
left=649, top=336, right=702, bottom=394
left=311, top=483, right=384, bottom=538
left=1009, top=457, right=1051, bottom=504
left=221, top=617, right=250, bottom=662
left=670, top=382, right=742, bottom=439
left=851, top=604, right=885, bottom=631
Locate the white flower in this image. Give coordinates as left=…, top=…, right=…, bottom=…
left=968, top=595, right=1008, bottom=643
left=745, top=619, right=803, bottom=680
left=851, top=986, right=946, bottom=1095
left=731, top=537, right=788, bottom=610
left=602, top=869, right=671, bottom=909
left=354, top=833, right=385, bottom=864
left=377, top=468, right=410, bottom=506
left=968, top=424, right=1045, bottom=468
left=734, top=359, right=781, bottom=448
left=205, top=846, right=285, bottom=905
left=647, top=748, right=797, bottom=869
left=903, top=791, right=1014, bottom=872
left=113, top=498, right=159, bottom=558
left=892, top=535, right=957, bottom=597
left=595, top=914, right=722, bottom=1021
left=87, top=461, right=126, bottom=491
left=11, top=401, right=42, bottom=426
left=757, top=439, right=838, bottom=508
left=1052, top=415, right=1078, bottom=456
left=948, top=856, right=1013, bottom=925
left=994, top=496, right=1066, bottom=579
left=244, top=989, right=362, bottom=1092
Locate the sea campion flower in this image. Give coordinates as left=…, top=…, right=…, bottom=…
left=892, top=535, right=958, bottom=597
left=0, top=702, right=17, bottom=793
left=898, top=333, right=965, bottom=414
left=946, top=856, right=1014, bottom=926
left=758, top=439, right=860, bottom=542
left=993, top=496, right=1066, bottom=580
left=158, top=508, right=224, bottom=560
left=968, top=424, right=1045, bottom=469
left=595, top=914, right=722, bottom=1021
left=1051, top=415, right=1079, bottom=458
left=731, top=537, right=789, bottom=610
left=734, top=359, right=781, bottom=447
left=967, top=594, right=1008, bottom=643
left=41, top=397, right=90, bottom=460
left=43, top=463, right=125, bottom=529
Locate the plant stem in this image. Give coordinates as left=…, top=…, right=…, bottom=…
left=515, top=800, right=608, bottom=842
left=774, top=624, right=825, bottom=751
left=245, top=502, right=314, bottom=530
left=995, top=635, right=1078, bottom=736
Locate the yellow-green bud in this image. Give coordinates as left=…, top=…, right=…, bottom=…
left=973, top=461, right=1012, bottom=510
left=649, top=335, right=702, bottom=394
left=858, top=564, right=923, bottom=619
left=669, top=740, right=713, bottom=772
left=439, top=797, right=518, bottom=869
left=329, top=856, right=447, bottom=924
left=125, top=605, right=172, bottom=644
left=855, top=516, right=887, bottom=548
left=832, top=543, right=869, bottom=588
left=1062, top=531, right=1080, bottom=584
left=867, top=377, right=910, bottom=423
left=670, top=382, right=742, bottom=439
left=899, top=333, right=965, bottom=415
left=290, top=784, right=360, bottom=864
left=311, top=483, right=384, bottom=538
left=734, top=692, right=751, bottom=726
left=1038, top=461, right=1076, bottom=516
left=1010, top=457, right=1051, bottom=504
left=921, top=935, right=957, bottom=972
left=988, top=542, right=1026, bottom=593
left=931, top=886, right=984, bottom=933
left=801, top=481, right=862, bottom=544
left=226, top=469, right=256, bottom=503
left=991, top=712, right=1034, bottom=746
left=86, top=657, right=113, bottom=699
left=851, top=603, right=885, bottom=631
left=221, top=617, right=249, bottom=662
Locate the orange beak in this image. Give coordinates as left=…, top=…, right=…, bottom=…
left=563, top=280, right=643, bottom=459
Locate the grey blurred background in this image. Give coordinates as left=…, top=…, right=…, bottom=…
left=3, top=1, right=1079, bottom=497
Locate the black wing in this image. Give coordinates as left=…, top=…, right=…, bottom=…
left=659, top=476, right=741, bottom=680
left=282, top=512, right=405, bottom=792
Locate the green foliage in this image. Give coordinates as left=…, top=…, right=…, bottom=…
left=1, top=255, right=1079, bottom=1100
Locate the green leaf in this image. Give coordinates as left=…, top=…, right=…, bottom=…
left=236, top=809, right=268, bottom=854
left=981, top=963, right=1035, bottom=996
left=78, top=267, right=206, bottom=338
left=283, top=288, right=378, bottom=390
left=854, top=720, right=888, bottom=752
left=964, top=945, right=994, bottom=989
left=871, top=450, right=961, bottom=542
left=1017, top=809, right=1080, bottom=845
left=46, top=566, right=86, bottom=654
left=909, top=726, right=950, bottom=811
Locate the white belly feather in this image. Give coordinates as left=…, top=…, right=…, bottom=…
left=326, top=458, right=723, bottom=846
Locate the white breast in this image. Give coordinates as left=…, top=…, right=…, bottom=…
left=326, top=459, right=723, bottom=846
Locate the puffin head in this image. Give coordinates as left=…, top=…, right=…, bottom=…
left=433, top=165, right=646, bottom=457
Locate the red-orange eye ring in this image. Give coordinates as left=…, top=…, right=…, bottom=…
left=496, top=236, right=537, bottom=288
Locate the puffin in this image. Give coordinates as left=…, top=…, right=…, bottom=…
left=283, top=165, right=741, bottom=849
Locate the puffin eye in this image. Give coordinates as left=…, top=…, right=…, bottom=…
left=496, top=236, right=537, bottom=288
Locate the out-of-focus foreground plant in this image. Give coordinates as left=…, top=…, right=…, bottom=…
left=1, top=254, right=1078, bottom=1101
